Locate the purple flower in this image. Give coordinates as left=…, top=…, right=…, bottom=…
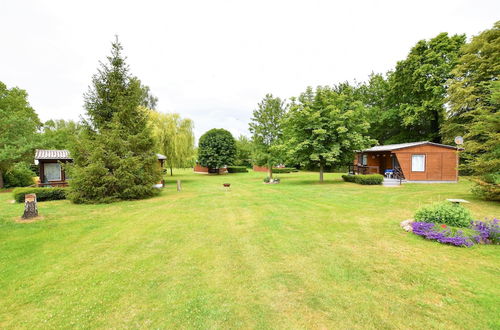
left=411, top=218, right=499, bottom=247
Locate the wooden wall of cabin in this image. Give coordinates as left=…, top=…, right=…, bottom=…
left=393, top=145, right=458, bottom=181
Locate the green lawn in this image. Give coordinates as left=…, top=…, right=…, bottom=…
left=0, top=170, right=499, bottom=329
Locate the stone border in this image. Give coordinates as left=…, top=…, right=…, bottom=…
left=400, top=219, right=413, bottom=232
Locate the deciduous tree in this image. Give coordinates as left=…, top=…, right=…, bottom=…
left=249, top=94, right=287, bottom=178
left=198, top=129, right=236, bottom=171
left=234, top=135, right=253, bottom=167
left=38, top=119, right=80, bottom=150
left=0, top=81, right=40, bottom=188
left=147, top=110, right=195, bottom=175
left=284, top=85, right=374, bottom=182
left=443, top=22, right=500, bottom=175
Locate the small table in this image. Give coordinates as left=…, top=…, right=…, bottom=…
left=446, top=199, right=470, bottom=204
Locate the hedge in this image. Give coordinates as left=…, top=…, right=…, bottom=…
left=342, top=174, right=384, bottom=185
left=272, top=167, right=298, bottom=174
left=13, top=187, right=68, bottom=203
left=227, top=166, right=248, bottom=173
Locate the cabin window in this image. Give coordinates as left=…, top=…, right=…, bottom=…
left=44, top=163, right=61, bottom=181
left=411, top=155, right=425, bottom=172
left=361, top=154, right=368, bottom=166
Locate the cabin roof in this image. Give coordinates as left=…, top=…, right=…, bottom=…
left=360, top=141, right=458, bottom=152
left=35, top=149, right=167, bottom=161
left=35, top=149, right=72, bottom=160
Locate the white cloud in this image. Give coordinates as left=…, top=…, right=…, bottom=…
left=1, top=0, right=498, bottom=140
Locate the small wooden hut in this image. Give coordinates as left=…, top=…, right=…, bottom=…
left=350, top=141, right=460, bottom=182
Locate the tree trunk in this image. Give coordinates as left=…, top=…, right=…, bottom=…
left=0, top=169, right=4, bottom=189
left=22, top=194, right=38, bottom=219
left=431, top=111, right=441, bottom=143
left=170, top=166, right=173, bottom=176
left=268, top=162, right=273, bottom=179
left=319, top=162, right=324, bottom=182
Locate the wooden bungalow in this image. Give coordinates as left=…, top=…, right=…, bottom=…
left=349, top=142, right=460, bottom=183
left=35, top=149, right=167, bottom=187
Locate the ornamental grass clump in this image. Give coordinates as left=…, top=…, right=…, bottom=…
left=414, top=201, right=472, bottom=227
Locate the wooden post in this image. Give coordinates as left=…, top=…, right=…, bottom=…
left=177, top=180, right=182, bottom=192
left=22, top=194, right=38, bottom=219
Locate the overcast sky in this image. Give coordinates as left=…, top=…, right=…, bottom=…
left=1, top=1, right=498, bottom=140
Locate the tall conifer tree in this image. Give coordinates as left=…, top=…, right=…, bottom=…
left=69, top=37, right=161, bottom=203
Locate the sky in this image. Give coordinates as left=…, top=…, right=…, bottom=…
left=1, top=0, right=498, bottom=141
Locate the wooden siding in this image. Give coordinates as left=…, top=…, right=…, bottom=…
left=393, top=145, right=458, bottom=181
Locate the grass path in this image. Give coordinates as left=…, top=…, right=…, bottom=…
left=0, top=170, right=499, bottom=329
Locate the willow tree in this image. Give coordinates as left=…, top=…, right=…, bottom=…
left=148, top=110, right=195, bottom=176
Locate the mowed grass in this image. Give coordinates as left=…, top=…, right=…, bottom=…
left=0, top=170, right=499, bottom=329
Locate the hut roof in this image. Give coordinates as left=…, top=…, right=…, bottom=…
left=360, top=141, right=458, bottom=152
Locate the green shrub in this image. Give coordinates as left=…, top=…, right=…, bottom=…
left=342, top=174, right=383, bottom=185
left=3, top=163, right=35, bottom=188
left=342, top=174, right=356, bottom=183
left=263, top=176, right=270, bottom=183
left=355, top=174, right=384, bottom=185
left=471, top=175, right=500, bottom=201
left=414, top=202, right=473, bottom=228
left=13, top=187, right=68, bottom=203
left=227, top=166, right=248, bottom=173
left=272, top=167, right=298, bottom=174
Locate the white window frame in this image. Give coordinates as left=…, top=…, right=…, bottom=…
left=411, top=154, right=426, bottom=172
left=45, top=163, right=62, bottom=181
left=362, top=154, right=368, bottom=166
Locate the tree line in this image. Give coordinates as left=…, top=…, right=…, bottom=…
left=1, top=22, right=497, bottom=201
left=0, top=37, right=195, bottom=199
left=236, top=22, right=498, bottom=186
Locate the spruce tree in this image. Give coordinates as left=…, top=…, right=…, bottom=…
left=69, top=37, right=161, bottom=203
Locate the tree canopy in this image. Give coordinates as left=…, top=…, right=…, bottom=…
left=0, top=81, right=40, bottom=188
left=249, top=94, right=287, bottom=178
left=234, top=135, right=253, bottom=167
left=444, top=21, right=500, bottom=176
left=198, top=129, right=236, bottom=170
left=147, top=110, right=195, bottom=175
left=38, top=119, right=81, bottom=150
left=284, top=85, right=374, bottom=182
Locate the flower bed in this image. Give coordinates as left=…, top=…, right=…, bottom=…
left=410, top=219, right=499, bottom=247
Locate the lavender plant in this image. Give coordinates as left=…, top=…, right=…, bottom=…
left=411, top=218, right=499, bottom=247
